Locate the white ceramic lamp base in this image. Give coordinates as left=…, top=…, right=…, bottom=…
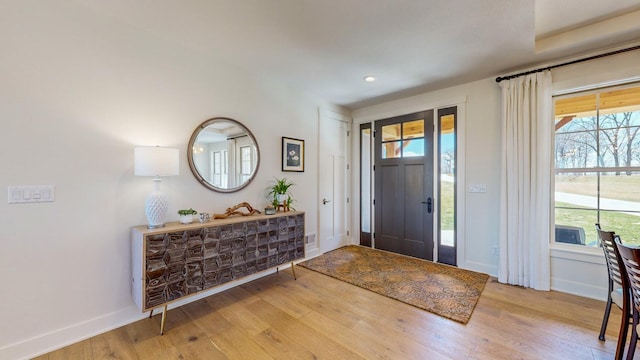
left=145, top=179, right=168, bottom=229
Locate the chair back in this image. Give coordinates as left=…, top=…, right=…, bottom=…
left=597, top=227, right=628, bottom=289
left=615, top=239, right=640, bottom=312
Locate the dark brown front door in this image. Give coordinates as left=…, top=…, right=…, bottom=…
left=374, top=111, right=434, bottom=260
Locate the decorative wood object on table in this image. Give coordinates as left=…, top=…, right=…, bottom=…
left=131, top=211, right=305, bottom=334
left=213, top=202, right=261, bottom=219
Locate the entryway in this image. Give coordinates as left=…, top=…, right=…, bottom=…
left=360, top=107, right=458, bottom=265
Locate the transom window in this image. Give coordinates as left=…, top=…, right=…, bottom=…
left=380, top=119, right=425, bottom=158
left=554, top=84, right=640, bottom=246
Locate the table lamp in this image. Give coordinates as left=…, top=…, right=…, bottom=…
left=134, top=146, right=180, bottom=228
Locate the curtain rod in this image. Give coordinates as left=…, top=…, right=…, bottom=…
left=495, top=44, right=640, bottom=83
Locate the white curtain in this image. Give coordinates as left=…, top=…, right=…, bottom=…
left=498, top=71, right=552, bottom=290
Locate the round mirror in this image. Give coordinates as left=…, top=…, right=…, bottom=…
left=187, top=117, right=260, bottom=193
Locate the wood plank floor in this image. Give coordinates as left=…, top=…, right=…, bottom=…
left=34, top=266, right=632, bottom=359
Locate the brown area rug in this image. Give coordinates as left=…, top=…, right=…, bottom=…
left=298, top=245, right=489, bottom=324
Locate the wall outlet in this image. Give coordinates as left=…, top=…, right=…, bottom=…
left=305, top=233, right=316, bottom=245
left=492, top=246, right=499, bottom=255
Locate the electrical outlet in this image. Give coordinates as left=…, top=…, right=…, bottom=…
left=492, top=246, right=499, bottom=255
left=305, top=233, right=316, bottom=245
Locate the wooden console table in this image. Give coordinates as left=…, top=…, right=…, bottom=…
left=131, top=211, right=305, bottom=334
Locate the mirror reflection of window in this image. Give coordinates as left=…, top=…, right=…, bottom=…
left=240, top=146, right=251, bottom=183
left=212, top=151, right=228, bottom=188
left=188, top=118, right=259, bottom=192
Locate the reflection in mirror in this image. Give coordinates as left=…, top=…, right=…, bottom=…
left=188, top=117, right=260, bottom=193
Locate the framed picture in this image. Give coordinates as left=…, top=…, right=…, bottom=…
left=282, top=137, right=304, bottom=172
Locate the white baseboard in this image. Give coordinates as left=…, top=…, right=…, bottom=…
left=1, top=306, right=144, bottom=360
left=551, top=277, right=607, bottom=301
left=462, top=260, right=497, bottom=277
left=305, top=247, right=321, bottom=258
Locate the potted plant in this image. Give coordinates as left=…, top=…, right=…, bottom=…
left=267, top=178, right=294, bottom=204
left=178, top=208, right=198, bottom=224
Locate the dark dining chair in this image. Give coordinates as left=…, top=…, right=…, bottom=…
left=596, top=224, right=631, bottom=360
left=615, top=238, right=640, bottom=360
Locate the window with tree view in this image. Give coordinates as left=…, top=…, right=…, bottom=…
left=554, top=84, right=640, bottom=247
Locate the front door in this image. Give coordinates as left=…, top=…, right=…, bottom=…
left=374, top=111, right=434, bottom=260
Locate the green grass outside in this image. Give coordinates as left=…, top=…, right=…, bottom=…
left=440, top=180, right=454, bottom=230
left=556, top=202, right=640, bottom=246
left=555, top=174, right=640, bottom=246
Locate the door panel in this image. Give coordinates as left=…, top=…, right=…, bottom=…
left=374, top=111, right=434, bottom=260
left=377, top=164, right=401, bottom=254
left=404, top=163, right=427, bottom=256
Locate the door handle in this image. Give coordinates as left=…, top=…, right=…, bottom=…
left=421, top=198, right=432, bottom=213
left=323, top=198, right=331, bottom=205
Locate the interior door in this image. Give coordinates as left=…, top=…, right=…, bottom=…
left=319, top=110, right=349, bottom=253
left=374, top=111, right=434, bottom=260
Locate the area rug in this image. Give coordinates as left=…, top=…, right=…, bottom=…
left=298, top=245, right=489, bottom=324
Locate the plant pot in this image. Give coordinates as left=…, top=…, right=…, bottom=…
left=180, top=214, right=193, bottom=224
left=276, top=194, right=287, bottom=203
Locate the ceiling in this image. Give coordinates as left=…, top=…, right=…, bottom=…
left=74, top=0, right=640, bottom=109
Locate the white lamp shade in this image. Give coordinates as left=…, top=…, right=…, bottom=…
left=134, top=146, right=180, bottom=177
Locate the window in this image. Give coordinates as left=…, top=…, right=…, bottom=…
left=359, top=123, right=372, bottom=247
left=439, top=113, right=456, bottom=248
left=554, top=84, right=640, bottom=246
left=380, top=119, right=425, bottom=159
left=437, top=107, right=457, bottom=265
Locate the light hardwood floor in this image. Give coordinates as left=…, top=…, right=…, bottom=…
left=35, top=266, right=629, bottom=359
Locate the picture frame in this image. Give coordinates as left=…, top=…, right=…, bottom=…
left=282, top=137, right=304, bottom=172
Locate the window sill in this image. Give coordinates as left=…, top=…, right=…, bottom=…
left=550, top=243, right=605, bottom=265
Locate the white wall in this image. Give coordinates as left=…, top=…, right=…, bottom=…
left=351, top=48, right=640, bottom=301
left=0, top=2, right=331, bottom=359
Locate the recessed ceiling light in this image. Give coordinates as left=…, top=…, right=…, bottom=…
left=363, top=75, right=376, bottom=82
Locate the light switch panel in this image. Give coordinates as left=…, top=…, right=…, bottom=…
left=8, top=185, right=55, bottom=204
left=468, top=184, right=487, bottom=193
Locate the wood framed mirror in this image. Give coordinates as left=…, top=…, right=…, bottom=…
left=187, top=117, right=260, bottom=193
